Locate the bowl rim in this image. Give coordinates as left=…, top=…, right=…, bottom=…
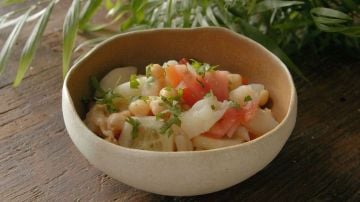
left=63, top=27, right=297, bottom=155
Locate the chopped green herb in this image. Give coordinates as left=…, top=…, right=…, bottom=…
left=159, top=95, right=182, bottom=136
left=196, top=78, right=205, bottom=88
left=125, top=117, right=141, bottom=139
left=90, top=76, right=122, bottom=113
left=190, top=59, right=218, bottom=77
left=95, top=91, right=122, bottom=113
left=244, top=95, right=252, bottom=102
left=90, top=76, right=105, bottom=97
left=160, top=116, right=181, bottom=136
left=146, top=76, right=155, bottom=84
left=204, top=91, right=214, bottom=98
left=155, top=112, right=166, bottom=120
left=230, top=101, right=240, bottom=109
left=145, top=64, right=153, bottom=78
left=211, top=104, right=216, bottom=110
left=129, top=74, right=140, bottom=89
left=177, top=88, right=183, bottom=98
left=164, top=86, right=172, bottom=91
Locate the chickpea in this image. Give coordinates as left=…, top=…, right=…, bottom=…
left=159, top=87, right=176, bottom=98
left=228, top=73, right=242, bottom=90
left=259, top=90, right=269, bottom=106
left=129, top=99, right=150, bottom=116
left=149, top=98, right=166, bottom=115
left=151, top=64, right=165, bottom=79
left=112, top=97, right=128, bottom=111
left=107, top=110, right=131, bottom=132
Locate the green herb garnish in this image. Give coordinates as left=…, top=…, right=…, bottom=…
left=244, top=95, right=252, bottom=102
left=204, top=91, right=214, bottom=98
left=211, top=104, right=216, bottom=110
left=160, top=116, right=181, bottom=136
left=230, top=101, right=240, bottom=109
left=177, top=88, right=183, bottom=98
left=145, top=64, right=153, bottom=78
left=125, top=117, right=141, bottom=139
left=130, top=74, right=140, bottom=89
left=90, top=76, right=122, bottom=113
left=155, top=112, right=166, bottom=120
left=159, top=95, right=182, bottom=136
left=190, top=59, right=218, bottom=77
left=95, top=91, right=122, bottom=113
left=90, top=76, right=105, bottom=96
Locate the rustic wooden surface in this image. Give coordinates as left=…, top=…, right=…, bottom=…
left=1, top=1, right=359, bottom=201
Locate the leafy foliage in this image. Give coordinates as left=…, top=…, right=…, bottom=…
left=13, top=1, right=55, bottom=86
left=0, top=0, right=359, bottom=86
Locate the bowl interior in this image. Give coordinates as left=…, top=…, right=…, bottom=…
left=66, top=28, right=293, bottom=124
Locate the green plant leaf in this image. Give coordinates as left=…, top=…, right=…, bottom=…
left=62, top=0, right=81, bottom=77
left=107, top=0, right=122, bottom=17
left=13, top=1, right=55, bottom=87
left=238, top=19, right=308, bottom=81
left=79, top=0, right=102, bottom=30
left=0, top=11, right=14, bottom=24
left=311, top=7, right=352, bottom=20
left=0, top=7, right=33, bottom=75
left=206, top=6, right=219, bottom=26
left=255, top=1, right=304, bottom=13
left=0, top=0, right=25, bottom=7
left=310, top=7, right=359, bottom=37
left=0, top=8, right=46, bottom=30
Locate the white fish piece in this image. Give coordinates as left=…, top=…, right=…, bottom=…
left=229, top=85, right=258, bottom=106
left=243, top=108, right=279, bottom=135
left=113, top=76, right=147, bottom=98
left=100, top=66, right=137, bottom=91
left=180, top=95, right=229, bottom=139
left=163, top=60, right=178, bottom=67
left=173, top=126, right=193, bottom=151
left=118, top=116, right=175, bottom=151
left=229, top=84, right=266, bottom=106
left=234, top=126, right=250, bottom=142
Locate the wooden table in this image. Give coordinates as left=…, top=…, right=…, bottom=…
left=1, top=1, right=359, bottom=201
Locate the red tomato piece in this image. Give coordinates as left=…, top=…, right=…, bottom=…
left=178, top=58, right=188, bottom=65
left=238, top=100, right=258, bottom=124
left=203, top=108, right=239, bottom=138
left=181, top=73, right=211, bottom=106
left=242, top=77, right=249, bottom=85
left=204, top=71, right=229, bottom=101
left=202, top=101, right=258, bottom=139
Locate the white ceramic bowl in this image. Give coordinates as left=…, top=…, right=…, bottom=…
left=62, top=27, right=297, bottom=196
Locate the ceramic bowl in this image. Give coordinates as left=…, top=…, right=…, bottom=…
left=62, top=27, right=297, bottom=196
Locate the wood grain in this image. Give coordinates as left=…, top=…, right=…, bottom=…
left=0, top=1, right=359, bottom=201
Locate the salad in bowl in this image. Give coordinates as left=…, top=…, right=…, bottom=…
left=84, top=58, right=278, bottom=152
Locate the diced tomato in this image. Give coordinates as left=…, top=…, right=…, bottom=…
left=204, top=71, right=229, bottom=101
left=202, top=101, right=258, bottom=138
left=238, top=100, right=258, bottom=124
left=203, top=108, right=239, bottom=138
left=181, top=75, right=211, bottom=106
left=242, top=77, right=249, bottom=85
left=165, top=65, right=182, bottom=87
left=178, top=58, right=188, bottom=65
